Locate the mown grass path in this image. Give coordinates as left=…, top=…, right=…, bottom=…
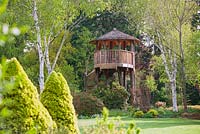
left=78, top=118, right=200, bottom=134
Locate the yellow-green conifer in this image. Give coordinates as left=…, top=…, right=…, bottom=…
left=0, top=58, right=55, bottom=133
left=41, top=71, right=79, bottom=133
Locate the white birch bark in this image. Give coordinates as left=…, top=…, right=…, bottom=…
left=157, top=32, right=178, bottom=112
left=44, top=36, right=51, bottom=74
left=32, top=1, right=86, bottom=92
left=33, top=0, right=44, bottom=93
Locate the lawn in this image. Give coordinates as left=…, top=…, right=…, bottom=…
left=78, top=118, right=200, bottom=134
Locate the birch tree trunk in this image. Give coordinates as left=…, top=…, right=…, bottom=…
left=157, top=33, right=178, bottom=112
left=33, top=0, right=44, bottom=93
left=44, top=36, right=52, bottom=74
left=31, top=0, right=88, bottom=92
left=170, top=79, right=178, bottom=112
left=46, top=17, right=85, bottom=75
left=160, top=49, right=178, bottom=112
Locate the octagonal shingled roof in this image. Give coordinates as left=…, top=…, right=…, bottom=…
left=90, top=28, right=141, bottom=44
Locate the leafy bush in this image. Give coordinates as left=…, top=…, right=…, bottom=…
left=157, top=107, right=166, bottom=117
left=0, top=58, right=55, bottom=133
left=73, top=92, right=104, bottom=116
left=93, top=81, right=129, bottom=109
left=40, top=71, right=79, bottom=133
left=155, top=101, right=166, bottom=108
left=146, top=109, right=159, bottom=118
left=82, top=107, right=141, bottom=134
left=134, top=111, right=144, bottom=118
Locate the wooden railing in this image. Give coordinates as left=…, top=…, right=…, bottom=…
left=94, top=50, right=135, bottom=68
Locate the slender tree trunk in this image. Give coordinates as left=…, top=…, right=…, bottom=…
left=170, top=80, right=178, bottom=112
left=160, top=51, right=178, bottom=112
left=33, top=0, right=44, bottom=93
left=179, top=24, right=187, bottom=112
left=158, top=38, right=178, bottom=112
left=44, top=37, right=51, bottom=74
left=51, top=33, right=67, bottom=73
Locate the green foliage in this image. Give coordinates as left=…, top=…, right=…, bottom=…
left=0, top=58, right=14, bottom=134
left=70, top=27, right=95, bottom=90
left=40, top=71, right=79, bottom=133
left=0, top=0, right=8, bottom=15
left=82, top=107, right=141, bottom=134
left=146, top=109, right=159, bottom=118
left=157, top=107, right=166, bottom=116
left=94, top=81, right=129, bottom=109
left=73, top=92, right=104, bottom=116
left=0, top=58, right=55, bottom=133
left=145, top=75, right=157, bottom=91
left=134, top=111, right=144, bottom=118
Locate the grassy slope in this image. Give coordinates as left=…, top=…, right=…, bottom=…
left=78, top=118, right=200, bottom=134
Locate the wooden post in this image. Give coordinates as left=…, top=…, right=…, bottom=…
left=130, top=68, right=136, bottom=106
left=118, top=68, right=123, bottom=86
left=123, top=70, right=126, bottom=87
left=130, top=41, right=136, bottom=106
left=95, top=69, right=99, bottom=85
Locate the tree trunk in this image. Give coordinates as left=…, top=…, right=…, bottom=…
left=33, top=0, right=44, bottom=93
left=179, top=24, right=188, bottom=112
left=51, top=32, right=67, bottom=73
left=170, top=80, right=178, bottom=112
left=159, top=42, right=178, bottom=112
left=44, top=37, right=52, bottom=74
left=130, top=69, right=137, bottom=106
left=38, top=52, right=45, bottom=93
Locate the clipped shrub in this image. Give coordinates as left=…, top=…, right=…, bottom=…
left=146, top=109, right=159, bottom=118
left=0, top=58, right=55, bottom=133
left=40, top=71, right=79, bottom=133
left=73, top=92, right=104, bottom=116
left=134, top=111, right=144, bottom=118
left=94, top=81, right=129, bottom=109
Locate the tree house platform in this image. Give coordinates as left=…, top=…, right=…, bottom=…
left=94, top=50, right=135, bottom=69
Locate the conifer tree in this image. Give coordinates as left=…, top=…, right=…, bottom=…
left=0, top=58, right=55, bottom=133
left=41, top=71, right=79, bottom=133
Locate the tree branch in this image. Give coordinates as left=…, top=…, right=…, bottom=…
left=51, top=31, right=67, bottom=72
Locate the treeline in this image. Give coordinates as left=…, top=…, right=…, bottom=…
left=0, top=0, right=200, bottom=110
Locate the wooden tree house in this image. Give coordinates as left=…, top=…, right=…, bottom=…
left=89, top=28, right=141, bottom=105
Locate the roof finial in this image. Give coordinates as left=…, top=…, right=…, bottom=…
left=113, top=28, right=117, bottom=30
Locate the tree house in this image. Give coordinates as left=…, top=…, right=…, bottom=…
left=90, top=28, right=141, bottom=105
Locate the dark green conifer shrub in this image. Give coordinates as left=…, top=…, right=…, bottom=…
left=73, top=92, right=104, bottom=116
left=0, top=58, right=55, bottom=133
left=94, top=81, right=129, bottom=109
left=41, top=71, right=79, bottom=133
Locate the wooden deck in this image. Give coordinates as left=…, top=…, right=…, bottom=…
left=94, top=50, right=135, bottom=69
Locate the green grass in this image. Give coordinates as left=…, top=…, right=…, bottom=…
left=78, top=118, right=200, bottom=134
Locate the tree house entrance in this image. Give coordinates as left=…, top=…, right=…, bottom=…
left=89, top=28, right=140, bottom=105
